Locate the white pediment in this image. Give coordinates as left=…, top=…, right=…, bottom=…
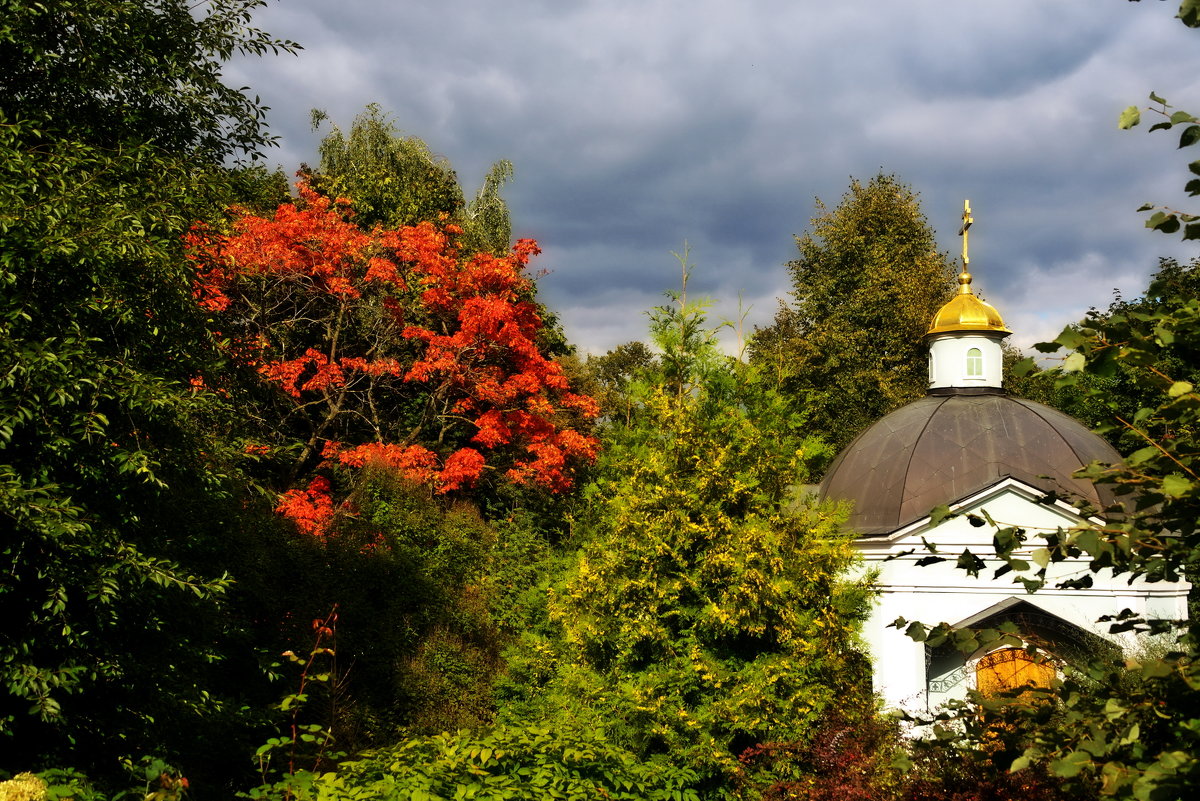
left=851, top=477, right=1190, bottom=715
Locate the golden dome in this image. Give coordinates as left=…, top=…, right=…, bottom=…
left=927, top=270, right=1010, bottom=336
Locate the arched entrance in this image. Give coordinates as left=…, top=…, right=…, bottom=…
left=974, top=647, right=1055, bottom=695
left=924, top=598, right=1117, bottom=709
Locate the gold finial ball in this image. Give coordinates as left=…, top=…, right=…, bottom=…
left=958, top=271, right=972, bottom=286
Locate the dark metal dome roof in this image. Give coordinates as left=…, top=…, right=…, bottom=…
left=818, top=390, right=1122, bottom=535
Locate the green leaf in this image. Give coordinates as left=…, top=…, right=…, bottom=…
left=1137, top=661, right=1176, bottom=681
left=1100, top=762, right=1128, bottom=796
left=929, top=504, right=954, bottom=525
left=1148, top=212, right=1182, bottom=234
left=956, top=549, right=985, bottom=576
left=1181, top=0, right=1200, bottom=27
left=1127, top=445, right=1159, bottom=466
left=1073, top=529, right=1100, bottom=556
left=1169, top=381, right=1193, bottom=397
left=1119, top=106, right=1142, bottom=129
left=1055, top=328, right=1086, bottom=349
left=1011, top=357, right=1036, bottom=377
left=1050, top=750, right=1092, bottom=779
left=1164, top=750, right=1190, bottom=767
left=1180, top=125, right=1200, bottom=149
left=1150, top=91, right=1168, bottom=105
left=1161, top=474, right=1193, bottom=498
left=1063, top=352, right=1086, bottom=373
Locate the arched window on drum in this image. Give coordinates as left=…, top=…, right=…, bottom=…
left=966, top=347, right=983, bottom=378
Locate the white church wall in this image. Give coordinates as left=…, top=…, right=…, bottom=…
left=853, top=479, right=1191, bottom=714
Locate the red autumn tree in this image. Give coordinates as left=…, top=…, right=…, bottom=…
left=186, top=183, right=598, bottom=533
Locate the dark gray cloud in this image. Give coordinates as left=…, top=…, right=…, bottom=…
left=229, top=0, right=1200, bottom=354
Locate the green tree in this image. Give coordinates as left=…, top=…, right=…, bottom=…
left=309, top=104, right=514, bottom=254
left=1, top=0, right=294, bottom=157
left=529, top=270, right=869, bottom=789
left=1006, top=258, right=1200, bottom=457
left=584, top=341, right=658, bottom=424
left=752, top=174, right=957, bottom=450
left=461, top=158, right=516, bottom=256
left=0, top=0, right=294, bottom=782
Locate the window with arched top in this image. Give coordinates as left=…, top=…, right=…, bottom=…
left=966, top=347, right=983, bottom=378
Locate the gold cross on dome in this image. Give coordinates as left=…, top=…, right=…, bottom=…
left=958, top=200, right=973, bottom=266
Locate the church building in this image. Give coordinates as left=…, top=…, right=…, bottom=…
left=818, top=203, right=1190, bottom=713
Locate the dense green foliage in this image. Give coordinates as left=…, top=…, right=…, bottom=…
left=243, top=473, right=505, bottom=751
left=521, top=276, right=871, bottom=790
left=255, top=724, right=701, bottom=801
left=0, top=0, right=298, bottom=778
left=1009, top=257, right=1200, bottom=456
left=751, top=175, right=957, bottom=449
left=11, top=1, right=1200, bottom=799
left=0, top=0, right=294, bottom=157
left=583, top=340, right=658, bottom=424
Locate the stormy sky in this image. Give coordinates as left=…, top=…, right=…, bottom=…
left=228, top=0, right=1200, bottom=355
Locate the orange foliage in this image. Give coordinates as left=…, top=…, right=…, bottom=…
left=399, top=228, right=599, bottom=493
left=187, top=182, right=598, bottom=534
left=189, top=185, right=383, bottom=312
left=275, top=476, right=336, bottom=537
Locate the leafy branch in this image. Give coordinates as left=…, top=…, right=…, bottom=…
left=1119, top=92, right=1200, bottom=239
left=252, top=606, right=343, bottom=792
